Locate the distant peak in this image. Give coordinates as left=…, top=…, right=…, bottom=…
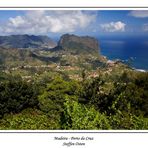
left=57, top=34, right=100, bottom=54
left=0, top=34, right=57, bottom=49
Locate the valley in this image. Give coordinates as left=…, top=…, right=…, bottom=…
left=0, top=34, right=147, bottom=130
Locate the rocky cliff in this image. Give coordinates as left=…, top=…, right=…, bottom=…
left=56, top=34, right=100, bottom=54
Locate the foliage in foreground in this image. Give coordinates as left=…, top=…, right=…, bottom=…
left=0, top=71, right=148, bottom=129
left=0, top=75, right=39, bottom=118
left=0, top=108, right=60, bottom=130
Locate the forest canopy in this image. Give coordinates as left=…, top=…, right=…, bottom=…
left=0, top=71, right=148, bottom=130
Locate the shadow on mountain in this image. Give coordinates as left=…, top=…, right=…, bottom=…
left=31, top=52, right=61, bottom=63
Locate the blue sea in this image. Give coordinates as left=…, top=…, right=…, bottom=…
left=98, top=36, right=148, bottom=71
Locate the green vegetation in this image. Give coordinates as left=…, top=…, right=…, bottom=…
left=0, top=74, right=39, bottom=118
left=0, top=34, right=147, bottom=129
left=0, top=69, right=148, bottom=130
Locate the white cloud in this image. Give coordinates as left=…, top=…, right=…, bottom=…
left=101, top=21, right=126, bottom=32
left=9, top=16, right=26, bottom=27
left=1, top=10, right=96, bottom=35
left=142, top=23, right=148, bottom=31
left=129, top=11, right=148, bottom=18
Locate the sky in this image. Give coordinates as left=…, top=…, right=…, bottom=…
left=0, top=10, right=148, bottom=38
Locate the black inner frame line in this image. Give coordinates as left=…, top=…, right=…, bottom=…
left=0, top=131, right=148, bottom=134
left=0, top=6, right=148, bottom=8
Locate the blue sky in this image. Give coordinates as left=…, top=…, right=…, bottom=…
left=0, top=10, right=148, bottom=38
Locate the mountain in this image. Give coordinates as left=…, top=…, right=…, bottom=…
left=0, top=47, right=44, bottom=66
left=53, top=34, right=100, bottom=54
left=0, top=34, right=105, bottom=71
left=0, top=35, right=57, bottom=49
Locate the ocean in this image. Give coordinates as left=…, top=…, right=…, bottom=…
left=98, top=36, right=148, bottom=71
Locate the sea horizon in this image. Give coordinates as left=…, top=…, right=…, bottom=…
left=98, top=35, right=148, bottom=71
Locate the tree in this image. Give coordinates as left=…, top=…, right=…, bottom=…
left=0, top=75, right=39, bottom=118
left=61, top=98, right=111, bottom=130
left=0, top=108, right=60, bottom=130
left=38, top=76, right=80, bottom=121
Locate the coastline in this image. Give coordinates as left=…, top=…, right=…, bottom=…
left=134, top=68, right=147, bottom=72
left=106, top=58, right=147, bottom=73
